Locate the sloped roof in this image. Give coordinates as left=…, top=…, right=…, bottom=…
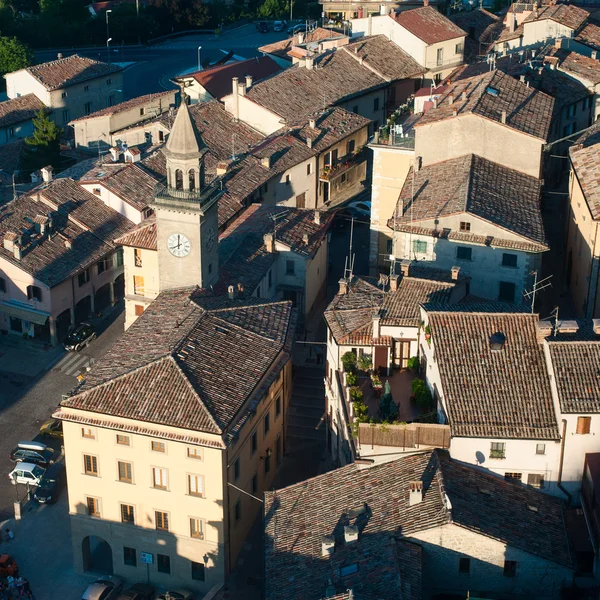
left=164, top=101, right=204, bottom=159
left=390, top=154, right=547, bottom=251
left=575, top=18, right=600, bottom=51
left=553, top=48, right=600, bottom=85
left=62, top=288, right=295, bottom=434
left=415, top=69, right=555, bottom=140
left=570, top=138, right=600, bottom=220
left=259, top=27, right=347, bottom=60
left=426, top=311, right=559, bottom=439
left=523, top=3, right=589, bottom=31
left=20, top=54, right=122, bottom=91
left=392, top=6, right=466, bottom=44
left=114, top=215, right=157, bottom=249
left=0, top=94, right=45, bottom=128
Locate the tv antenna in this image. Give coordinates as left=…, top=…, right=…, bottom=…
left=232, top=133, right=237, bottom=161
left=269, top=210, right=288, bottom=244
left=523, top=271, right=552, bottom=314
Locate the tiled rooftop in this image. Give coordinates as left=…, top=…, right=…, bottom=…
left=0, top=139, right=25, bottom=175
left=575, top=18, right=600, bottom=51
left=570, top=138, right=600, bottom=220
left=553, top=48, right=600, bottom=85
left=114, top=215, right=156, bottom=249
left=264, top=449, right=572, bottom=600
left=0, top=178, right=133, bottom=287
left=390, top=154, right=547, bottom=251
left=522, top=3, right=589, bottom=31
left=62, top=287, right=295, bottom=434
left=259, top=27, right=347, bottom=60
left=343, top=35, right=425, bottom=81
left=22, top=54, right=122, bottom=91
left=415, top=69, right=555, bottom=140
left=0, top=94, right=45, bottom=128
left=426, top=311, right=559, bottom=439
left=391, top=6, right=466, bottom=44
left=69, top=91, right=175, bottom=123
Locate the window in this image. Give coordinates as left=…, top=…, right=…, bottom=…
left=455, top=42, right=463, bottom=55
left=121, top=504, right=135, bottom=524
left=285, top=174, right=291, bottom=186
left=61, top=92, right=67, bottom=99
left=459, top=221, right=470, bottom=232
left=264, top=454, right=271, bottom=474
left=192, top=561, right=205, bottom=581
left=437, top=48, right=443, bottom=66
left=234, top=500, right=241, bottom=523
left=503, top=560, right=517, bottom=577
left=134, top=305, right=144, bottom=317
left=116, top=434, right=130, bottom=446
left=275, top=395, right=281, bottom=418
left=234, top=458, right=240, bottom=481
left=152, top=467, right=168, bottom=490
left=86, top=496, right=100, bottom=517
left=123, top=546, right=136, bottom=567
left=252, top=473, right=258, bottom=495
left=536, top=443, right=545, bottom=455
left=527, top=473, right=545, bottom=489
left=264, top=412, right=270, bottom=435
left=307, top=163, right=312, bottom=176
left=81, top=427, right=95, bottom=439
left=490, top=442, right=505, bottom=459
left=84, top=454, right=98, bottom=476
left=26, top=285, right=42, bottom=301
left=347, top=139, right=356, bottom=155
left=413, top=240, right=427, bottom=254
left=502, top=253, right=518, bottom=268
left=498, top=281, right=516, bottom=303
left=251, top=431, right=257, bottom=455
left=118, top=461, right=133, bottom=483
left=286, top=260, right=295, bottom=275
left=133, top=248, right=142, bottom=267
left=504, top=472, right=522, bottom=483
left=187, top=447, right=203, bottom=460
left=568, top=103, right=577, bottom=118
left=155, top=511, right=169, bottom=531
left=78, top=270, right=90, bottom=287
left=133, top=275, right=145, bottom=296
left=190, top=517, right=205, bottom=539
left=373, top=97, right=380, bottom=112
left=97, top=259, right=107, bottom=275
left=84, top=85, right=89, bottom=92
left=188, top=474, right=204, bottom=497
left=84, top=102, right=92, bottom=115
left=157, top=554, right=171, bottom=574
left=577, top=416, right=592, bottom=434
left=341, top=173, right=347, bottom=184
left=106, top=78, right=112, bottom=85
left=0, top=277, right=6, bottom=292
left=140, top=107, right=145, bottom=116
left=456, top=246, right=472, bottom=261
left=62, top=110, right=69, bottom=123
left=116, top=248, right=123, bottom=267
left=151, top=440, right=165, bottom=453
left=459, top=557, right=470, bottom=574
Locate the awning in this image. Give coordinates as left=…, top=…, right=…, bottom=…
left=0, top=302, right=50, bottom=325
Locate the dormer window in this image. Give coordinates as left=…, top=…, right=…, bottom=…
left=489, top=332, right=506, bottom=351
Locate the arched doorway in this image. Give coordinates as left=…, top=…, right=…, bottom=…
left=94, top=283, right=112, bottom=314
left=82, top=535, right=113, bottom=574
left=113, top=274, right=125, bottom=301
left=75, top=296, right=91, bottom=324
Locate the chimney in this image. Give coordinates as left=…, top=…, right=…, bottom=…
left=409, top=481, right=423, bottom=506
left=451, top=266, right=460, bottom=281
left=389, top=274, right=399, bottom=292
left=433, top=97, right=438, bottom=108
left=64, top=239, right=72, bottom=249
left=264, top=232, right=275, bottom=253
left=232, top=77, right=239, bottom=120
left=216, top=161, right=229, bottom=175
left=338, top=278, right=349, bottom=295
left=344, top=525, right=359, bottom=544
left=302, top=233, right=309, bottom=244
left=368, top=13, right=372, bottom=36
left=557, top=320, right=579, bottom=334
left=536, top=320, right=553, bottom=341
left=373, top=312, right=381, bottom=340
left=306, top=137, right=312, bottom=149
left=261, top=156, right=271, bottom=169
left=448, top=94, right=454, bottom=105
left=593, top=51, right=598, bottom=60
left=414, top=156, right=422, bottom=172
left=110, top=146, right=120, bottom=162
left=314, top=211, right=321, bottom=225
left=321, top=535, right=335, bottom=557
left=593, top=319, right=600, bottom=335
left=57, top=52, right=63, bottom=59
left=423, top=0, right=430, bottom=6
left=238, top=81, right=246, bottom=97
left=41, top=165, right=53, bottom=183
left=400, top=259, right=411, bottom=277
left=306, top=56, right=314, bottom=70
left=298, top=32, right=305, bottom=45
left=509, top=14, right=516, bottom=33
left=309, top=118, right=316, bottom=129
left=452, top=108, right=458, bottom=117
left=3, top=232, right=16, bottom=252
left=12, top=243, right=22, bottom=261
left=228, top=285, right=235, bottom=300
left=245, top=74, right=253, bottom=91
left=461, top=90, right=467, bottom=101
left=501, top=110, right=507, bottom=124
left=520, top=74, right=526, bottom=83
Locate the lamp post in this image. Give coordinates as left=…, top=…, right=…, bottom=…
left=106, top=10, right=112, bottom=63
left=106, top=37, right=113, bottom=64
left=106, top=9, right=112, bottom=40
left=106, top=88, right=123, bottom=108
left=197, top=46, right=202, bottom=72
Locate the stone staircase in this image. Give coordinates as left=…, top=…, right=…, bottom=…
left=287, top=365, right=326, bottom=449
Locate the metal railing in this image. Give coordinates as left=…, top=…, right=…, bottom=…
left=153, top=178, right=222, bottom=208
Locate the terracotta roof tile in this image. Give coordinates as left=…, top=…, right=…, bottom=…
left=0, top=139, right=25, bottom=175
left=114, top=215, right=156, bottom=249
left=0, top=94, right=45, bottom=128
left=259, top=27, right=346, bottom=60
left=570, top=139, right=600, bottom=220
left=392, top=7, right=466, bottom=44
left=575, top=19, right=600, bottom=51
left=522, top=4, right=589, bottom=31
left=427, top=311, right=560, bottom=439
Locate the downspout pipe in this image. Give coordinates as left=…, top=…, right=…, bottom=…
left=558, top=418, right=573, bottom=505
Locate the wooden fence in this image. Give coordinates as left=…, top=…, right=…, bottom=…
left=358, top=422, right=450, bottom=449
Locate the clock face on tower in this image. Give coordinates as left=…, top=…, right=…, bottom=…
left=205, top=226, right=216, bottom=251
left=167, top=233, right=191, bottom=258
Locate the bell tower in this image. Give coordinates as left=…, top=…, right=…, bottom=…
left=153, top=98, right=221, bottom=291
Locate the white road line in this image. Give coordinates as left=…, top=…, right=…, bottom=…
left=63, top=355, right=91, bottom=377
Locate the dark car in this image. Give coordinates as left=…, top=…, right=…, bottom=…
left=9, top=442, right=54, bottom=468
left=157, top=591, right=194, bottom=600
left=33, top=461, right=65, bottom=504
left=117, top=583, right=155, bottom=600
left=256, top=21, right=269, bottom=33
left=0, top=555, right=18, bottom=577
left=64, top=323, right=96, bottom=352
left=288, top=24, right=306, bottom=36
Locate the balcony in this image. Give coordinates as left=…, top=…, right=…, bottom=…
left=424, top=55, right=465, bottom=72
left=153, top=177, right=223, bottom=213
left=370, top=105, right=417, bottom=149
left=319, top=148, right=366, bottom=182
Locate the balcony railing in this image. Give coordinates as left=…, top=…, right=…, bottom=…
left=319, top=148, right=366, bottom=181
left=153, top=177, right=223, bottom=211
left=425, top=55, right=465, bottom=71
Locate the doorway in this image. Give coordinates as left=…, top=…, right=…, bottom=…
left=82, top=535, right=113, bottom=574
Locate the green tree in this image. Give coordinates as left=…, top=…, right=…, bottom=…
left=23, top=109, right=62, bottom=171
left=0, top=36, right=32, bottom=81
left=258, top=0, right=287, bottom=18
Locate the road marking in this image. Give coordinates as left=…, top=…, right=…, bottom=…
left=53, top=353, right=94, bottom=377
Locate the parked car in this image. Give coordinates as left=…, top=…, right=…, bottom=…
left=9, top=441, right=54, bottom=467
left=81, top=576, right=123, bottom=600
left=39, top=417, right=63, bottom=439
left=273, top=20, right=286, bottom=31
left=0, top=555, right=18, bottom=577
left=288, top=24, right=307, bottom=36
left=347, top=200, right=371, bottom=219
left=117, top=583, right=155, bottom=600
left=157, top=591, right=194, bottom=600
left=33, top=461, right=65, bottom=504
left=8, top=462, right=46, bottom=486
left=256, top=21, right=269, bottom=33
left=64, top=322, right=96, bottom=352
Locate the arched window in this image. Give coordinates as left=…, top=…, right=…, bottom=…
left=175, top=169, right=183, bottom=190
left=188, top=169, right=196, bottom=191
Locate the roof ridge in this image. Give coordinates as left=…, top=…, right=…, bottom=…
left=210, top=309, right=282, bottom=344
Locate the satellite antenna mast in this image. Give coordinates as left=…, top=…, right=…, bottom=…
left=523, top=271, right=552, bottom=314
left=232, top=133, right=237, bottom=161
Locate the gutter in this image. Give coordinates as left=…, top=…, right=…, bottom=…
left=557, top=418, right=573, bottom=505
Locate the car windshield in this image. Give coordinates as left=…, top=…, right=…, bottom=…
left=68, top=328, right=88, bottom=342
left=32, top=466, right=44, bottom=477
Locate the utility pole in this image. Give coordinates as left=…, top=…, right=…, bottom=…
left=106, top=10, right=112, bottom=63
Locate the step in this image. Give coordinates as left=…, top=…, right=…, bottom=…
left=289, top=414, right=325, bottom=429
left=287, top=424, right=326, bottom=440
left=293, top=367, right=326, bottom=381
left=289, top=406, right=324, bottom=419
left=291, top=396, right=325, bottom=410
left=293, top=380, right=325, bottom=393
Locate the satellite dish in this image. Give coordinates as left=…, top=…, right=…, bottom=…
left=475, top=451, right=485, bottom=465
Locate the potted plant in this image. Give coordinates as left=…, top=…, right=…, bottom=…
left=346, top=372, right=358, bottom=387
left=370, top=372, right=383, bottom=390
left=407, top=356, right=419, bottom=373
left=341, top=351, right=357, bottom=373
left=357, top=353, right=372, bottom=373
left=424, top=325, right=431, bottom=345
left=411, top=379, right=433, bottom=410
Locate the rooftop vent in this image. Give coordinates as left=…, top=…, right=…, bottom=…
left=321, top=535, right=335, bottom=557
left=557, top=320, right=579, bottom=334
left=489, top=332, right=506, bottom=351
left=593, top=319, right=600, bottom=335
left=485, top=86, right=500, bottom=97
left=344, top=525, right=359, bottom=544
left=338, top=278, right=349, bottom=295
left=451, top=266, right=460, bottom=281
left=409, top=481, right=423, bottom=506
left=479, top=487, right=493, bottom=496
left=527, top=504, right=539, bottom=513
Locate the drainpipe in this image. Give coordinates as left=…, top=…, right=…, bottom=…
left=557, top=418, right=573, bottom=505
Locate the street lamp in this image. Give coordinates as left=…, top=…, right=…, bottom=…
left=197, top=46, right=202, bottom=72
left=106, top=88, right=123, bottom=108
left=106, top=9, right=112, bottom=39
left=106, top=37, right=113, bottom=64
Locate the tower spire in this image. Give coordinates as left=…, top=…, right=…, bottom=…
left=163, top=100, right=206, bottom=160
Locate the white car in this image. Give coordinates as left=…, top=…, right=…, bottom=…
left=8, top=462, right=46, bottom=486
left=82, top=576, right=123, bottom=600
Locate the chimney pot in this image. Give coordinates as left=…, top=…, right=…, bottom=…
left=238, top=81, right=246, bottom=97
left=245, top=74, right=253, bottom=91
left=501, top=110, right=507, bottom=124
left=321, top=535, right=335, bottom=557
left=461, top=90, right=467, bottom=101
left=64, top=239, right=72, bottom=249
left=302, top=233, right=309, bottom=244
left=314, top=211, right=321, bottom=225
left=298, top=32, right=305, bottom=45
left=344, top=525, right=359, bottom=544
left=451, top=266, right=460, bottom=281
left=110, top=147, right=120, bottom=162
left=372, top=312, right=381, bottom=340
left=12, top=243, right=22, bottom=260
left=263, top=232, right=275, bottom=253
left=338, top=278, right=349, bottom=295
left=536, top=320, right=553, bottom=341
left=309, top=118, right=316, bottom=129
left=414, top=156, right=422, bottom=172
left=423, top=0, right=430, bottom=6
left=400, top=259, right=411, bottom=277
left=306, top=137, right=312, bottom=149
left=449, top=94, right=454, bottom=105
left=409, top=481, right=423, bottom=506
left=389, top=273, right=399, bottom=292
left=41, top=165, right=53, bottom=183
left=228, top=285, right=235, bottom=300
left=57, top=52, right=63, bottom=59
left=452, top=108, right=458, bottom=117
left=306, top=56, right=314, bottom=70
left=520, top=74, right=526, bottom=83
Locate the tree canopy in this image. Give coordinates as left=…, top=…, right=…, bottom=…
left=0, top=36, right=32, bottom=81
left=23, top=109, right=62, bottom=171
